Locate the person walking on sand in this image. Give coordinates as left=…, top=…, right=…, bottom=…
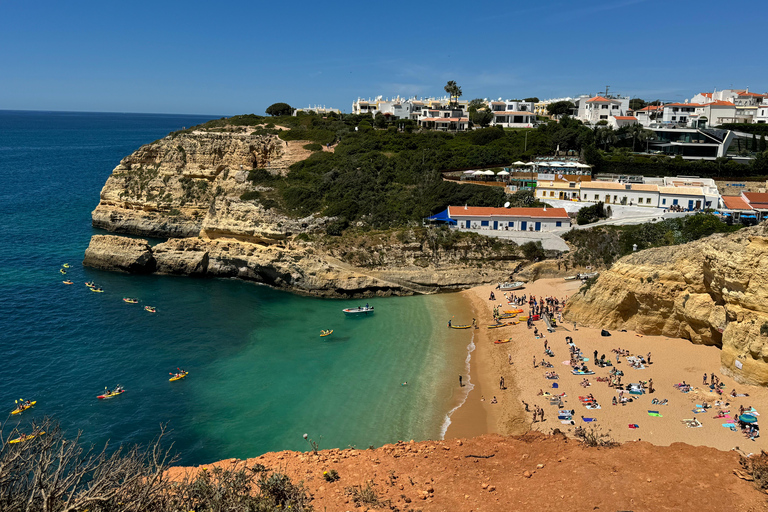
left=500, top=376, right=505, bottom=390
left=522, top=400, right=530, bottom=412
left=539, top=407, right=545, bottom=422
left=648, top=378, right=654, bottom=394
left=647, top=352, right=652, bottom=364
left=509, top=353, right=513, bottom=365
left=459, top=375, right=463, bottom=387
left=703, top=373, right=708, bottom=386
left=533, top=356, right=536, bottom=368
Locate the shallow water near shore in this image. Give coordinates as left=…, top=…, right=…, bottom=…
left=0, top=110, right=472, bottom=464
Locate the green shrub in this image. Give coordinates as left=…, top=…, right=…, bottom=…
left=247, top=168, right=275, bottom=183
left=303, top=143, right=323, bottom=151
left=323, top=469, right=340, bottom=482
left=521, top=241, right=545, bottom=261
left=240, top=191, right=261, bottom=201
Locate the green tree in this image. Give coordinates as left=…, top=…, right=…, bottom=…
left=468, top=98, right=494, bottom=127
left=627, top=123, right=654, bottom=152
left=444, top=81, right=463, bottom=107
left=265, top=102, right=293, bottom=116
left=752, top=134, right=758, bottom=152
left=629, top=98, right=647, bottom=111
left=547, top=101, right=575, bottom=118
left=596, top=126, right=617, bottom=150
left=523, top=97, right=540, bottom=103
left=760, top=135, right=767, bottom=152
left=374, top=112, right=387, bottom=129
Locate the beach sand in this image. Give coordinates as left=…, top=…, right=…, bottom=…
left=446, top=278, right=768, bottom=452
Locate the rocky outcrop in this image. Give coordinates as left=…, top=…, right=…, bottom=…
left=83, top=235, right=156, bottom=273
left=84, top=233, right=518, bottom=298
left=91, top=129, right=295, bottom=239
left=564, top=222, right=768, bottom=385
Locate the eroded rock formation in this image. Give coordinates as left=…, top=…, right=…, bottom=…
left=565, top=223, right=768, bottom=385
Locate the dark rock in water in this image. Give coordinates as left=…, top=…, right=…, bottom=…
left=83, top=235, right=156, bottom=273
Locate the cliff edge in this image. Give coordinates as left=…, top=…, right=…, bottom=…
left=565, top=222, right=768, bottom=385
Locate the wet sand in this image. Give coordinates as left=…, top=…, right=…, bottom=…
left=446, top=278, right=768, bottom=451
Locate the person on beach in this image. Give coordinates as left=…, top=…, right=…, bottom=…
left=491, top=396, right=497, bottom=404
left=703, top=373, right=708, bottom=386
left=648, top=378, right=654, bottom=394
left=647, top=352, right=652, bottom=364
left=533, top=356, right=536, bottom=368
left=500, top=376, right=505, bottom=390
left=539, top=407, right=545, bottom=422
left=509, top=353, right=513, bottom=365
left=459, top=375, right=463, bottom=387
left=522, top=400, right=529, bottom=412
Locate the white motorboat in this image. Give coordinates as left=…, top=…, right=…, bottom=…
left=498, top=281, right=525, bottom=291
left=343, top=305, right=375, bottom=315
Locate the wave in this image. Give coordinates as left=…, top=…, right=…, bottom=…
left=439, top=329, right=475, bottom=439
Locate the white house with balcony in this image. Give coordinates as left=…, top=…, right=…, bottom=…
left=578, top=182, right=660, bottom=207
left=447, top=206, right=570, bottom=232
left=755, top=101, right=768, bottom=124
left=488, top=100, right=536, bottom=128
left=577, top=95, right=631, bottom=124
left=635, top=105, right=663, bottom=127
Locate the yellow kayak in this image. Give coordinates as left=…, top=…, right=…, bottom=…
left=169, top=371, right=188, bottom=382
left=320, top=330, right=333, bottom=337
left=60, top=268, right=67, bottom=274
left=10, top=431, right=45, bottom=444
left=11, top=401, right=36, bottom=415
left=62, top=263, right=70, bottom=268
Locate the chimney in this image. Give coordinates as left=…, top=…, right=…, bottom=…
left=464, top=204, right=468, bottom=210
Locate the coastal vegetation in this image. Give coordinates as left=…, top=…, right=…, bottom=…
left=0, top=419, right=313, bottom=512
left=563, top=213, right=743, bottom=267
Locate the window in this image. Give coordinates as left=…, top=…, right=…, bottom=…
left=613, top=195, right=618, bottom=202
left=594, top=194, right=599, bottom=200
left=612, top=105, right=618, bottom=109
left=601, top=105, right=608, bottom=109
left=550, top=191, right=555, bottom=197
left=671, top=116, right=676, bottom=121
left=508, top=222, right=514, bottom=227
left=672, top=199, right=678, bottom=205
left=680, top=117, right=687, bottom=122
left=662, top=199, right=666, bottom=205
left=646, top=198, right=652, bottom=204
left=556, top=221, right=562, bottom=227
left=600, top=115, right=608, bottom=120
left=480, top=220, right=489, bottom=226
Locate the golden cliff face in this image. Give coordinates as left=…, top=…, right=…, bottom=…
left=91, top=129, right=301, bottom=239
left=564, top=223, right=768, bottom=385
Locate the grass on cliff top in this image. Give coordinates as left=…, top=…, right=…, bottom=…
left=563, top=213, right=744, bottom=268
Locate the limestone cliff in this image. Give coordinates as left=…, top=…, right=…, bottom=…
left=84, top=234, right=518, bottom=298
left=564, top=222, right=768, bottom=385
left=91, top=128, right=321, bottom=240
left=88, top=126, right=524, bottom=297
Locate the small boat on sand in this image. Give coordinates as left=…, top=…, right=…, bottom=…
left=343, top=306, right=374, bottom=315
left=494, top=338, right=513, bottom=344
left=498, top=281, right=525, bottom=291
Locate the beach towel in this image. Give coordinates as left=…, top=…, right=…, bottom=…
left=586, top=404, right=601, bottom=410
left=722, top=423, right=736, bottom=428
left=682, top=419, right=702, bottom=428
left=582, top=417, right=596, bottom=422
left=628, top=424, right=639, bottom=429
left=648, top=411, right=662, bottom=417
left=552, top=383, right=558, bottom=389
left=692, top=409, right=706, bottom=414
left=561, top=420, right=574, bottom=425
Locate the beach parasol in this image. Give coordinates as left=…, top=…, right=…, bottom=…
left=483, top=170, right=496, bottom=175
left=463, top=170, right=475, bottom=174
left=524, top=162, right=536, bottom=166
left=472, top=170, right=484, bottom=176
left=740, top=414, right=757, bottom=423
left=512, top=161, right=526, bottom=166
left=498, top=170, right=510, bottom=175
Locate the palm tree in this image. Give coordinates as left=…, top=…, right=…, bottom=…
left=597, top=126, right=617, bottom=150
left=444, top=81, right=462, bottom=107
left=628, top=123, right=654, bottom=152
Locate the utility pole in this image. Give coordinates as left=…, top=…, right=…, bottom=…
left=605, top=85, right=610, bottom=98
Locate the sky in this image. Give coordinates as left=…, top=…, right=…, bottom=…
left=1, top=0, right=766, bottom=116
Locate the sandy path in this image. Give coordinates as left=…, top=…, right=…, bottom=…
left=447, top=278, right=768, bottom=451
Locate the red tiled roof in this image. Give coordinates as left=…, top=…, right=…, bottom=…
left=706, top=100, right=735, bottom=107
left=614, top=116, right=637, bottom=120
left=421, top=117, right=468, bottom=122
left=743, top=192, right=768, bottom=207
left=736, top=90, right=765, bottom=97
left=722, top=196, right=752, bottom=210
left=637, top=105, right=663, bottom=111
left=586, top=96, right=617, bottom=103
left=700, top=92, right=713, bottom=98
left=447, top=206, right=570, bottom=219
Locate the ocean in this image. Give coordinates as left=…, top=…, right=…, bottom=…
left=0, top=110, right=474, bottom=464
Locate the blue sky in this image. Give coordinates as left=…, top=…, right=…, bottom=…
left=1, top=0, right=765, bottom=115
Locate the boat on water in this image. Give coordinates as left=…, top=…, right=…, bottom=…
left=498, top=281, right=525, bottom=291
left=62, top=263, right=70, bottom=268
left=10, top=431, right=45, bottom=444
left=62, top=280, right=73, bottom=285
left=85, top=281, right=96, bottom=288
left=169, top=370, right=188, bottom=382
left=144, top=306, right=156, bottom=313
left=343, top=305, right=374, bottom=315
left=98, top=386, right=125, bottom=399
left=123, top=297, right=139, bottom=304
left=11, top=400, right=36, bottom=415
left=90, top=287, right=104, bottom=293
left=320, top=330, right=333, bottom=337
left=59, top=268, right=67, bottom=274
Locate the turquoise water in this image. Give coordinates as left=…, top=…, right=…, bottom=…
left=0, top=111, right=471, bottom=464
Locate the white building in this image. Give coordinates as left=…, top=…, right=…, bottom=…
left=447, top=206, right=570, bottom=232
left=609, top=115, right=638, bottom=129
left=661, top=102, right=702, bottom=126
left=578, top=182, right=660, bottom=207
left=755, top=100, right=768, bottom=124
left=576, top=95, right=631, bottom=124
left=534, top=97, right=574, bottom=117
left=634, top=105, right=663, bottom=127
left=489, top=100, right=536, bottom=128
left=293, top=105, right=341, bottom=116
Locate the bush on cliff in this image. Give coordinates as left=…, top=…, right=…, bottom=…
left=0, top=417, right=313, bottom=512
left=576, top=202, right=606, bottom=225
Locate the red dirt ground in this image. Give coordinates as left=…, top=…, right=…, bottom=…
left=173, top=432, right=768, bottom=512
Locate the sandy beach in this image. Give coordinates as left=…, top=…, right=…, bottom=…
left=446, top=277, right=768, bottom=452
